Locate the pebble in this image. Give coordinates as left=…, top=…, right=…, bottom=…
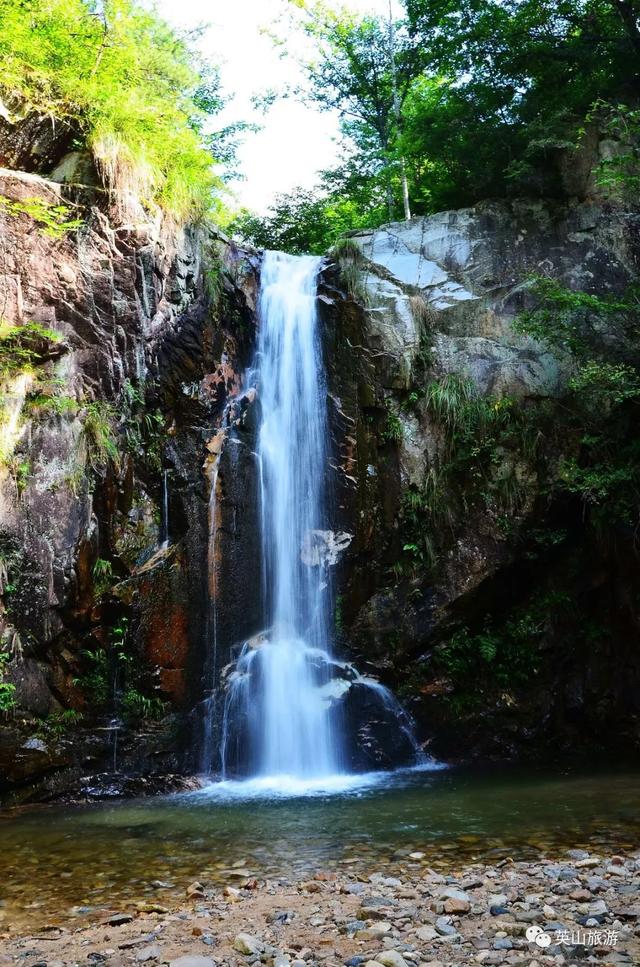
left=105, top=913, right=134, bottom=926
left=135, top=946, right=162, bottom=962
left=186, top=882, right=205, bottom=899
left=374, top=953, right=409, bottom=967
left=233, top=933, right=265, bottom=955
left=267, top=909, right=295, bottom=924
left=169, top=959, right=214, bottom=967
left=4, top=849, right=640, bottom=967
left=443, top=896, right=470, bottom=914
left=439, top=886, right=471, bottom=910
left=434, top=916, right=457, bottom=937
left=487, top=894, right=508, bottom=907
left=342, top=883, right=367, bottom=895
left=356, top=922, right=392, bottom=940
left=414, top=926, right=438, bottom=942
left=492, top=938, right=513, bottom=950
left=588, top=899, right=608, bottom=915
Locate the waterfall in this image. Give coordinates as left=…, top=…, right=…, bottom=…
left=223, top=252, right=338, bottom=779
left=214, top=251, right=429, bottom=785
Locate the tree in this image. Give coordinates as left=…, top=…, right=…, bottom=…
left=228, top=157, right=389, bottom=254
left=285, top=1, right=420, bottom=220
left=402, top=0, right=640, bottom=199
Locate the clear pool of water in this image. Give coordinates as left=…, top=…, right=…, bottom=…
left=1, top=763, right=639, bottom=932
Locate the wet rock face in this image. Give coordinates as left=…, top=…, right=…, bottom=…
left=322, top=199, right=640, bottom=761
left=340, top=681, right=418, bottom=772
left=0, top=113, right=78, bottom=175
left=0, top=166, right=260, bottom=797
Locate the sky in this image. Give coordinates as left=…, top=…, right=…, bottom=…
left=156, top=0, right=402, bottom=213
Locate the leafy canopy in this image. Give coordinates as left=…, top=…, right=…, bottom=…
left=0, top=0, right=229, bottom=217
left=240, top=0, right=640, bottom=251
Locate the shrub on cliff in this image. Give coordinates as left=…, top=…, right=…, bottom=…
left=0, top=0, right=224, bottom=218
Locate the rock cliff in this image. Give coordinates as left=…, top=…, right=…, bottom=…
left=322, top=198, right=640, bottom=760
left=0, top=167, right=258, bottom=799
left=1, top=163, right=639, bottom=800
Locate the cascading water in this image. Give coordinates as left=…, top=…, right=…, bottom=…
left=222, top=252, right=339, bottom=779
left=213, top=250, right=430, bottom=786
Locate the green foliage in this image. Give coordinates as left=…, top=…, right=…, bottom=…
left=81, top=401, right=119, bottom=470
left=514, top=278, right=640, bottom=528
left=381, top=402, right=403, bottom=443
left=204, top=250, right=225, bottom=307
left=229, top=180, right=386, bottom=255
left=121, top=688, right=167, bottom=722
left=0, top=647, right=16, bottom=712
left=92, top=558, right=114, bottom=596
left=73, top=617, right=166, bottom=723
left=256, top=1, right=640, bottom=238
left=25, top=392, right=78, bottom=417
left=403, top=0, right=640, bottom=207
left=0, top=321, right=61, bottom=378
left=0, top=194, right=84, bottom=238
left=73, top=646, right=109, bottom=705
left=513, top=277, right=635, bottom=356
left=569, top=361, right=640, bottom=408
left=436, top=592, right=569, bottom=692
left=334, top=593, right=344, bottom=632
left=0, top=322, right=65, bottom=466
left=397, top=374, right=535, bottom=575
left=6, top=456, right=30, bottom=495
left=0, top=0, right=227, bottom=217
left=120, top=380, right=165, bottom=472
left=591, top=101, right=640, bottom=195
left=330, top=237, right=370, bottom=303
left=425, top=373, right=477, bottom=437
left=36, top=708, right=84, bottom=738
left=0, top=681, right=16, bottom=712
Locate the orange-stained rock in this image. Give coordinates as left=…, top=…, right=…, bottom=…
left=158, top=667, right=186, bottom=704
left=142, top=588, right=189, bottom=671
left=137, top=553, right=190, bottom=706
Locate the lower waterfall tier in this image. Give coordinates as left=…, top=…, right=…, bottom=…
left=215, top=630, right=425, bottom=778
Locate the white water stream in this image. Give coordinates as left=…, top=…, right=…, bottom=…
left=222, top=252, right=339, bottom=779
left=213, top=251, right=428, bottom=788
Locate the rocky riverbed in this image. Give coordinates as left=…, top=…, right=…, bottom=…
left=2, top=850, right=638, bottom=966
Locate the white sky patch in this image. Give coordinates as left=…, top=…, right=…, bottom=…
left=155, top=0, right=403, bottom=213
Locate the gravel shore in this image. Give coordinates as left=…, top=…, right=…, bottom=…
left=2, top=850, right=639, bottom=966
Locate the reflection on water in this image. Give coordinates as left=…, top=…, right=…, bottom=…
left=1, top=764, right=639, bottom=933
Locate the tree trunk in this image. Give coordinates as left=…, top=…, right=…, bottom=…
left=385, top=170, right=394, bottom=221
left=388, top=2, right=411, bottom=220
left=399, top=156, right=411, bottom=222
